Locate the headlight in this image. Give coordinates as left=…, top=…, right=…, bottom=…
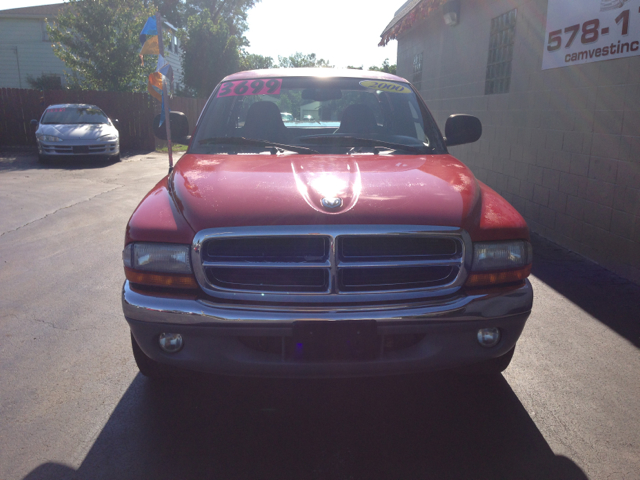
left=123, top=243, right=192, bottom=273
left=99, top=134, right=118, bottom=142
left=471, top=241, right=532, bottom=271
left=123, top=243, right=198, bottom=289
left=466, top=240, right=532, bottom=287
left=37, top=134, right=62, bottom=142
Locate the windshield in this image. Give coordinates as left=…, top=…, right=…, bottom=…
left=191, top=76, right=445, bottom=155
left=41, top=106, right=110, bottom=125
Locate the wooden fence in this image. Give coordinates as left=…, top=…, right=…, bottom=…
left=0, top=88, right=206, bottom=151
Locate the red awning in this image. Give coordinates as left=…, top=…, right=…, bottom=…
left=379, top=0, right=449, bottom=46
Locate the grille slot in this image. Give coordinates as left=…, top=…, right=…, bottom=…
left=339, top=266, right=457, bottom=292
left=205, top=236, right=328, bottom=262
left=206, top=267, right=328, bottom=292
left=339, top=236, right=458, bottom=261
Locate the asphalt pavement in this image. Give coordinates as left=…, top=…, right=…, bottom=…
left=0, top=150, right=638, bottom=480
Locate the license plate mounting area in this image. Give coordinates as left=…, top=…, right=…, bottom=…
left=290, top=320, right=378, bottom=362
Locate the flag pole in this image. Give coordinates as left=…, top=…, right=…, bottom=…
left=155, top=11, right=173, bottom=173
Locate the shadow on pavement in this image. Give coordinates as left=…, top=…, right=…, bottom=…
left=530, top=233, right=640, bottom=348
left=24, top=372, right=588, bottom=480
left=0, top=150, right=152, bottom=172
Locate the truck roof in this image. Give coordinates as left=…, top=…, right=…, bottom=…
left=222, top=68, right=408, bottom=84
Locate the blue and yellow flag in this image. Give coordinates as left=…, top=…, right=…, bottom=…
left=139, top=16, right=159, bottom=64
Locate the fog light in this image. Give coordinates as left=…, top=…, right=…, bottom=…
left=159, top=333, right=183, bottom=353
left=477, top=328, right=500, bottom=347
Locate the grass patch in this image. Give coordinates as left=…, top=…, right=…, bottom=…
left=156, top=144, right=188, bottom=153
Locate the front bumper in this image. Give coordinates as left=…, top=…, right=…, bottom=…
left=123, top=280, right=533, bottom=378
left=38, top=140, right=119, bottom=157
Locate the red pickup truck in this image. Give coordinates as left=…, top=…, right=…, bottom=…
left=122, top=69, right=533, bottom=379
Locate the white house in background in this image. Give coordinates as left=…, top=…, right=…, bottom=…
left=0, top=3, right=183, bottom=90
left=0, top=4, right=66, bottom=89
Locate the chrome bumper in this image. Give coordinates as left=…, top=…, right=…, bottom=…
left=123, top=280, right=533, bottom=377
left=122, top=280, right=532, bottom=326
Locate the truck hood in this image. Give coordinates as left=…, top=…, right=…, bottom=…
left=170, top=153, right=483, bottom=232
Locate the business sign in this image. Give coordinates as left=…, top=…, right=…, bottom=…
left=542, top=0, right=640, bottom=69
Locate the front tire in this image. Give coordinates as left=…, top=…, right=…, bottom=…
left=131, top=333, right=171, bottom=379
left=455, top=346, right=516, bottom=375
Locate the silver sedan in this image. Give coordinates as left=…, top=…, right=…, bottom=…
left=32, top=104, right=120, bottom=163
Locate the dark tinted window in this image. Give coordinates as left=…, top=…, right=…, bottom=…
left=191, top=76, right=444, bottom=155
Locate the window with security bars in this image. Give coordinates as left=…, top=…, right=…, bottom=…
left=413, top=52, right=423, bottom=89
left=485, top=9, right=517, bottom=95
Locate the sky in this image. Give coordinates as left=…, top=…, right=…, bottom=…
left=4, top=0, right=399, bottom=69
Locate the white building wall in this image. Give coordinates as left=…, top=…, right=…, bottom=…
left=162, top=30, right=184, bottom=89
left=0, top=17, right=67, bottom=89
left=395, top=0, right=640, bottom=283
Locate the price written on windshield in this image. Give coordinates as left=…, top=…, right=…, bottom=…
left=216, top=79, right=282, bottom=97
left=542, top=1, right=640, bottom=70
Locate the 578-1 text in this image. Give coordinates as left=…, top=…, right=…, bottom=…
left=547, top=8, right=633, bottom=51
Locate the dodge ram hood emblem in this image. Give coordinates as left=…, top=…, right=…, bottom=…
left=321, top=197, right=343, bottom=209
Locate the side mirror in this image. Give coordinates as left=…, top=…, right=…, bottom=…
left=112, top=118, right=119, bottom=128
left=153, top=111, right=190, bottom=145
left=444, top=114, right=482, bottom=147
left=30, top=119, right=38, bottom=128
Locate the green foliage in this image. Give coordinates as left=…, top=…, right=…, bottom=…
left=240, top=52, right=274, bottom=70
left=179, top=11, right=243, bottom=97
left=155, top=0, right=186, bottom=28
left=368, top=58, right=397, bottom=75
left=184, top=0, right=259, bottom=34
left=178, top=1, right=261, bottom=97
left=47, top=0, right=157, bottom=92
left=25, top=73, right=63, bottom=90
left=347, top=65, right=363, bottom=70
left=277, top=52, right=333, bottom=68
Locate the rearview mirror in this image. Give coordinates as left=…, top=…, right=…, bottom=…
left=153, top=111, right=190, bottom=145
left=444, top=114, right=482, bottom=147
left=301, top=88, right=342, bottom=101
left=30, top=119, right=38, bottom=128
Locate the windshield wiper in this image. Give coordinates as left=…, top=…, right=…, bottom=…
left=299, top=135, right=433, bottom=154
left=199, top=136, right=318, bottom=154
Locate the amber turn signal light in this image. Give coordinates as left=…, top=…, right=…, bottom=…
left=465, top=264, right=531, bottom=287
left=125, top=267, right=199, bottom=289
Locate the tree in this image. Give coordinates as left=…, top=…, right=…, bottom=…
left=240, top=52, right=274, bottom=70
left=179, top=12, right=243, bottom=97
left=277, top=52, right=333, bottom=68
left=156, top=0, right=186, bottom=28
left=178, top=0, right=261, bottom=97
left=26, top=73, right=63, bottom=90
left=368, top=58, right=397, bottom=75
left=48, top=0, right=156, bottom=92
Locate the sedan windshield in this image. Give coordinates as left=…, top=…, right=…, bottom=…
left=41, top=106, right=110, bottom=125
left=191, top=77, right=445, bottom=155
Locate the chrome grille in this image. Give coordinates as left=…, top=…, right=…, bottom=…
left=192, top=226, right=468, bottom=303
